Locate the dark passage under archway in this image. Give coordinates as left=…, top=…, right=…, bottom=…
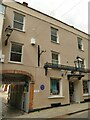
left=0, top=70, right=33, bottom=112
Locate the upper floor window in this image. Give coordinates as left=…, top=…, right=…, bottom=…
left=77, top=37, right=83, bottom=50
left=0, top=4, right=5, bottom=14
left=83, top=80, right=90, bottom=95
left=51, top=27, right=59, bottom=43
left=10, top=42, right=23, bottom=63
left=13, top=12, right=25, bottom=31
left=52, top=52, right=60, bottom=65
left=50, top=78, right=60, bottom=95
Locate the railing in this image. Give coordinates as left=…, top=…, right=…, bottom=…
left=44, top=62, right=90, bottom=75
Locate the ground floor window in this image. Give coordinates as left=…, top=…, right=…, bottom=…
left=50, top=78, right=60, bottom=95
left=83, top=80, right=90, bottom=95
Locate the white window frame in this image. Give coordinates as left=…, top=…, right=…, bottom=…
left=83, top=80, right=90, bottom=96
left=51, top=51, right=60, bottom=65
left=0, top=4, right=5, bottom=15
left=77, top=37, right=84, bottom=51
left=13, top=11, right=25, bottom=31
left=51, top=27, right=59, bottom=43
left=9, top=42, right=23, bottom=64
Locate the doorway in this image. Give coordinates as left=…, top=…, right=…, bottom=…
left=1, top=72, right=31, bottom=112
left=69, top=81, right=75, bottom=103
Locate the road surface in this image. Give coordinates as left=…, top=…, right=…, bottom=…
left=65, top=110, right=90, bottom=118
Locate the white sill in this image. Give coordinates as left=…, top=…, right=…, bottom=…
left=78, top=49, right=84, bottom=52
left=51, top=41, right=60, bottom=44
left=13, top=28, right=25, bottom=33
left=48, top=95, right=65, bottom=99
left=8, top=61, right=23, bottom=65
left=83, top=94, right=90, bottom=97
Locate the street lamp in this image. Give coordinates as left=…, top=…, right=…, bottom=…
left=5, top=25, right=13, bottom=46
left=74, top=56, right=82, bottom=69
left=74, top=56, right=84, bottom=74
left=74, top=60, right=78, bottom=70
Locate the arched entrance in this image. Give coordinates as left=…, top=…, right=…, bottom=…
left=0, top=70, right=34, bottom=112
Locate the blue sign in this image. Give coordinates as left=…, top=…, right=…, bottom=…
left=40, top=84, right=45, bottom=90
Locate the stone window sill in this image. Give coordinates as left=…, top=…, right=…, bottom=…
left=48, top=95, right=65, bottom=99
left=8, top=61, right=23, bottom=65
left=83, top=94, right=90, bottom=97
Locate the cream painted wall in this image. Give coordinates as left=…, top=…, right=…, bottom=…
left=2, top=1, right=90, bottom=109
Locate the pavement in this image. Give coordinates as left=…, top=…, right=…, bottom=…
left=0, top=91, right=90, bottom=118
left=15, top=102, right=90, bottom=118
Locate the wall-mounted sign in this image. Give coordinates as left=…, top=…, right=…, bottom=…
left=40, top=84, right=45, bottom=90
left=34, top=90, right=40, bottom=93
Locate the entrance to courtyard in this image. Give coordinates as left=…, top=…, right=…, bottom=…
left=0, top=70, right=34, bottom=113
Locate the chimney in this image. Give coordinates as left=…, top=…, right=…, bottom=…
left=23, top=2, right=28, bottom=7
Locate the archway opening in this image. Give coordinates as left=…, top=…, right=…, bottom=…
left=0, top=70, right=34, bottom=113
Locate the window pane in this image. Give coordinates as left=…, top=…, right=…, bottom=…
left=11, top=44, right=22, bottom=53
left=51, top=35, right=57, bottom=42
left=10, top=43, right=22, bottom=62
left=51, top=28, right=57, bottom=35
left=78, top=44, right=82, bottom=49
left=14, top=21, right=23, bottom=30
left=51, top=80, right=57, bottom=95
left=52, top=53, right=59, bottom=64
left=50, top=79, right=60, bottom=95
left=83, top=81, right=89, bottom=94
left=51, top=27, right=58, bottom=42
left=56, top=80, right=60, bottom=94
left=52, top=59, right=58, bottom=64
left=52, top=53, right=58, bottom=60
left=78, top=39, right=81, bottom=44
left=10, top=53, right=22, bottom=62
left=14, top=12, right=24, bottom=23
left=0, top=4, right=5, bottom=14
left=77, top=37, right=83, bottom=50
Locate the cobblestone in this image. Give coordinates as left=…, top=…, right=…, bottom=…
left=0, top=92, right=25, bottom=118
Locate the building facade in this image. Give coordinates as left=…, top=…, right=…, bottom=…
left=0, top=0, right=90, bottom=112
